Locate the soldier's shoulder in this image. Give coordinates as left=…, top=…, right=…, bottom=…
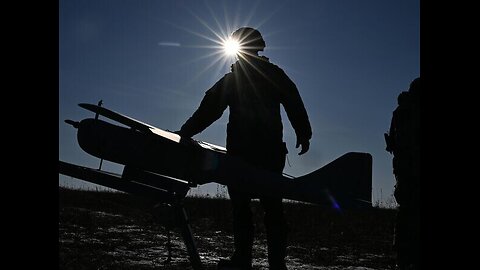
left=397, top=91, right=411, bottom=106
left=262, top=57, right=280, bottom=69
left=262, top=59, right=287, bottom=77
left=222, top=69, right=235, bottom=85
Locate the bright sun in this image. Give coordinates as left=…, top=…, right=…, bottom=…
left=223, top=38, right=240, bottom=56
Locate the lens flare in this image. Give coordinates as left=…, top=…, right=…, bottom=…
left=169, top=1, right=279, bottom=83
left=326, top=192, right=342, bottom=211
left=223, top=38, right=240, bottom=56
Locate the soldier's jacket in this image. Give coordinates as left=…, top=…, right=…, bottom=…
left=180, top=56, right=312, bottom=167
left=388, top=88, right=420, bottom=206
left=388, top=90, right=420, bottom=174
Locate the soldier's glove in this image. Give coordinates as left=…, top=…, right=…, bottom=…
left=172, top=130, right=196, bottom=146
left=296, top=137, right=310, bottom=155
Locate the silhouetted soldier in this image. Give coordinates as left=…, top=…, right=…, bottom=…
left=385, top=77, right=420, bottom=270
left=177, top=27, right=312, bottom=270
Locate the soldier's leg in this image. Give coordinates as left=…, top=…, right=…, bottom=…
left=261, top=197, right=288, bottom=270
left=394, top=173, right=409, bottom=269
left=394, top=174, right=420, bottom=269
left=404, top=186, right=420, bottom=269
left=394, top=206, right=408, bottom=269
left=226, top=188, right=254, bottom=268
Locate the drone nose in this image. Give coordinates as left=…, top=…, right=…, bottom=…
left=65, top=119, right=79, bottom=128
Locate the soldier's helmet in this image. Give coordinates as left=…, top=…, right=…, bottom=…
left=409, top=77, right=420, bottom=95
left=231, top=27, right=266, bottom=53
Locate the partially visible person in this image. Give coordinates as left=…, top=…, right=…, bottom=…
left=385, top=77, right=420, bottom=270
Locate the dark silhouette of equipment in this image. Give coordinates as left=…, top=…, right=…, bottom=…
left=59, top=101, right=372, bottom=270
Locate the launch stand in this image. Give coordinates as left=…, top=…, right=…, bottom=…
left=59, top=161, right=204, bottom=270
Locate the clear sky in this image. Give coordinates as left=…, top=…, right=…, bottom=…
left=59, top=0, right=419, bottom=206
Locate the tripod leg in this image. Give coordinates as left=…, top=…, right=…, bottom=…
left=176, top=205, right=203, bottom=270
left=164, top=227, right=172, bottom=264
left=152, top=203, right=174, bottom=265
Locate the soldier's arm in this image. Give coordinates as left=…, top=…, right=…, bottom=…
left=178, top=77, right=229, bottom=138
left=278, top=70, right=312, bottom=154
left=386, top=109, right=398, bottom=153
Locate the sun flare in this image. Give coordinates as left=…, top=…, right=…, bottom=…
left=171, top=2, right=276, bottom=77
left=223, top=38, right=240, bottom=56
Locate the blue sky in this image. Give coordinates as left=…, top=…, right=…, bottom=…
left=59, top=0, right=419, bottom=206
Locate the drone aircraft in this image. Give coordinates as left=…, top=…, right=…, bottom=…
left=59, top=101, right=372, bottom=270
